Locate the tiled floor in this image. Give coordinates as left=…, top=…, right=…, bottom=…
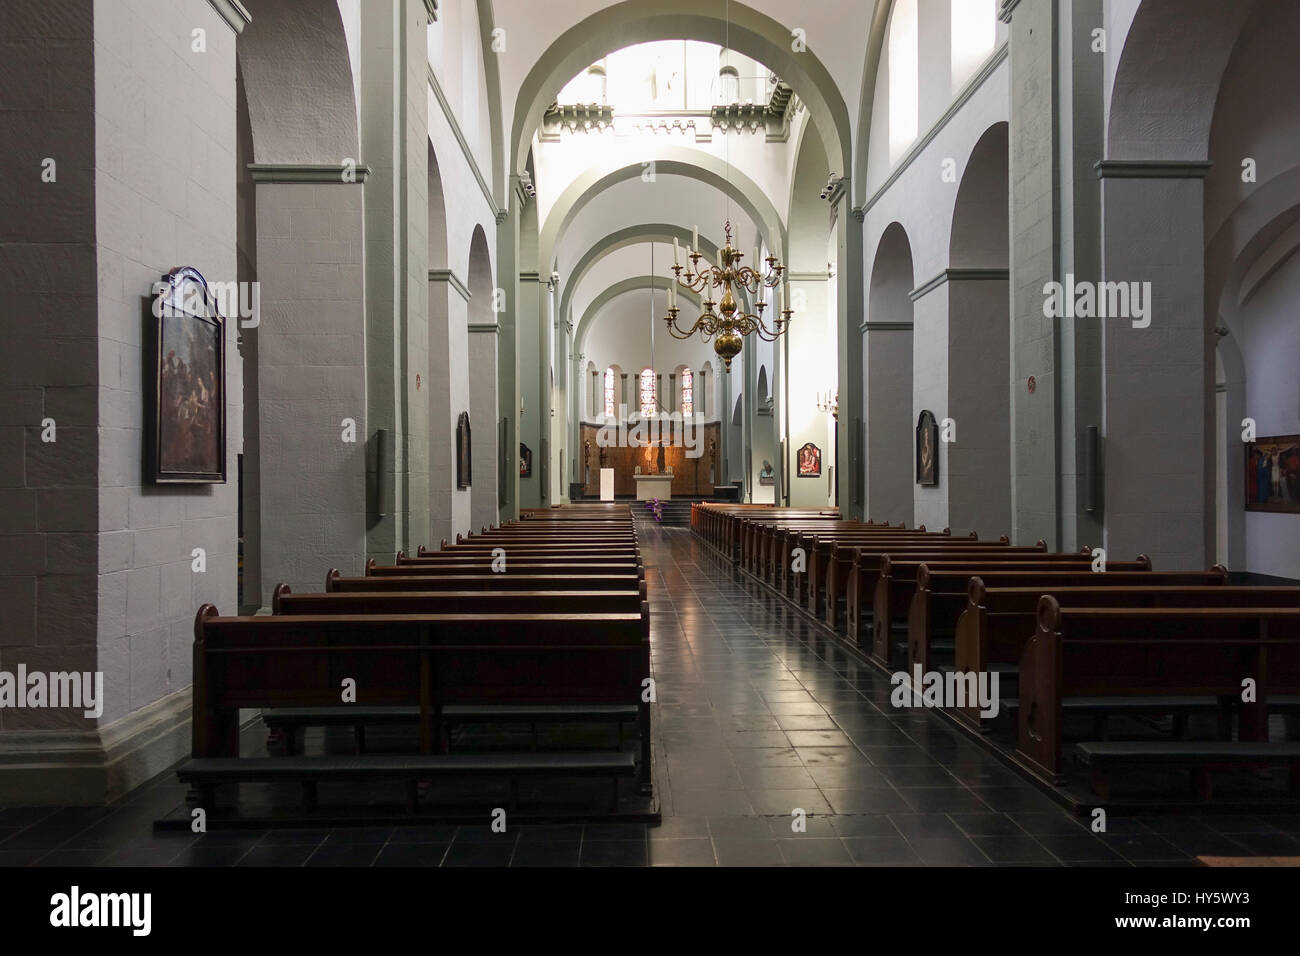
left=3, top=523, right=1300, bottom=866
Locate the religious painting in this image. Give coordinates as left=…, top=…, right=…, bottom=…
left=1244, top=434, right=1300, bottom=513
left=456, top=412, right=472, bottom=489
left=519, top=442, right=532, bottom=478
left=147, top=266, right=226, bottom=483
left=797, top=442, right=821, bottom=478
left=916, top=410, right=939, bottom=486
left=759, top=460, right=775, bottom=486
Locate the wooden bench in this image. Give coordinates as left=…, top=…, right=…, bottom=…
left=843, top=543, right=1053, bottom=644
left=326, top=569, right=644, bottom=593
left=262, top=703, right=640, bottom=756
left=1017, top=599, right=1300, bottom=787
left=952, top=581, right=1300, bottom=732
left=870, top=554, right=1152, bottom=666
left=178, top=751, right=637, bottom=812
left=1076, top=742, right=1300, bottom=800
left=186, top=604, right=653, bottom=804
left=910, top=566, right=1228, bottom=675
left=365, top=558, right=643, bottom=578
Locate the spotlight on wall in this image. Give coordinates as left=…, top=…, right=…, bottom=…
left=819, top=174, right=845, bottom=202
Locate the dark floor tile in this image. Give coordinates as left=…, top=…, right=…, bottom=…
left=235, top=844, right=315, bottom=867
left=1101, top=832, right=1189, bottom=863
left=671, top=790, right=755, bottom=816
left=807, top=765, right=892, bottom=789
left=648, top=816, right=710, bottom=840
left=823, top=789, right=912, bottom=814
left=966, top=786, right=1062, bottom=813
left=647, top=838, right=715, bottom=866
left=711, top=839, right=784, bottom=866
left=511, top=842, right=581, bottom=866
left=909, top=836, right=991, bottom=866
left=970, top=835, right=1056, bottom=863
left=898, top=787, right=993, bottom=814
left=737, top=766, right=818, bottom=790
left=842, top=836, right=923, bottom=865
left=949, top=812, right=1027, bottom=837
left=580, top=840, right=648, bottom=866
left=443, top=841, right=518, bottom=866
left=777, top=838, right=852, bottom=865
left=372, top=843, right=450, bottom=866
left=302, top=843, right=382, bottom=867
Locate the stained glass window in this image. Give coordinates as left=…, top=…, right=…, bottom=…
left=640, top=368, right=656, bottom=418
left=681, top=369, right=693, bottom=417
left=603, top=367, right=615, bottom=418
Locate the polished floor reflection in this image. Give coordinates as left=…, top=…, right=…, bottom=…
left=3, top=524, right=1299, bottom=866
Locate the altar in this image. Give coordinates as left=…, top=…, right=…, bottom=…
left=633, top=473, right=674, bottom=501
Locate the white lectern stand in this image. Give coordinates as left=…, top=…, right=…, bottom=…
left=599, top=468, right=614, bottom=501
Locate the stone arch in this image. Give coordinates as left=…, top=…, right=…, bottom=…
left=237, top=0, right=360, bottom=164
left=1200, top=2, right=1300, bottom=577
left=427, top=140, right=462, bottom=546
left=784, top=121, right=837, bottom=507
left=512, top=1, right=850, bottom=184
left=540, top=151, right=787, bottom=272
left=1106, top=0, right=1259, bottom=161
left=865, top=220, right=914, bottom=525
left=943, top=121, right=1010, bottom=539
left=466, top=225, right=498, bottom=530
left=575, top=276, right=704, bottom=356
left=236, top=0, right=368, bottom=601
left=559, top=224, right=726, bottom=341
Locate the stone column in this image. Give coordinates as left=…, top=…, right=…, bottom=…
left=1098, top=161, right=1213, bottom=570
left=360, top=0, right=430, bottom=560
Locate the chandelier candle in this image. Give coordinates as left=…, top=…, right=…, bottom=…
left=663, top=221, right=793, bottom=371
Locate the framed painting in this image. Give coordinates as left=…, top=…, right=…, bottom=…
left=519, top=442, right=532, bottom=478
left=916, top=410, right=939, bottom=486
left=1244, top=434, right=1300, bottom=513
left=147, top=266, right=226, bottom=483
left=796, top=442, right=821, bottom=478
left=456, top=412, right=472, bottom=489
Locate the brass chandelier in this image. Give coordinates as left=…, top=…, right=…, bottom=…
left=663, top=222, right=792, bottom=371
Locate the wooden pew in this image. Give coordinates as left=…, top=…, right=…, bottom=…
left=951, top=576, right=1300, bottom=731
left=326, top=569, right=644, bottom=593
left=910, top=565, right=1227, bottom=675
left=871, top=554, right=1152, bottom=667
left=365, top=558, right=643, bottom=578
left=840, top=541, right=1049, bottom=639
left=269, top=583, right=646, bottom=755
left=1017, top=598, right=1300, bottom=793
left=184, top=602, right=653, bottom=809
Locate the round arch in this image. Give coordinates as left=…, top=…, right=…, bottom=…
left=559, top=224, right=726, bottom=335
left=1106, top=0, right=1258, bottom=160
left=237, top=0, right=359, bottom=163
left=512, top=0, right=850, bottom=184
left=575, top=275, right=704, bottom=354
left=540, top=151, right=788, bottom=271
left=865, top=220, right=915, bottom=524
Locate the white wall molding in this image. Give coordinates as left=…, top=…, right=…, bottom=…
left=1094, top=159, right=1214, bottom=179
left=206, top=0, right=251, bottom=34
left=428, top=65, right=505, bottom=221
left=429, top=268, right=471, bottom=302
left=248, top=163, right=371, bottom=184
left=910, top=267, right=1010, bottom=301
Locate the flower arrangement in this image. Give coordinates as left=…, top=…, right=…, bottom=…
left=646, top=497, right=664, bottom=522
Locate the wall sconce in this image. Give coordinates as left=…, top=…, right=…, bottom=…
left=816, top=389, right=839, bottom=420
